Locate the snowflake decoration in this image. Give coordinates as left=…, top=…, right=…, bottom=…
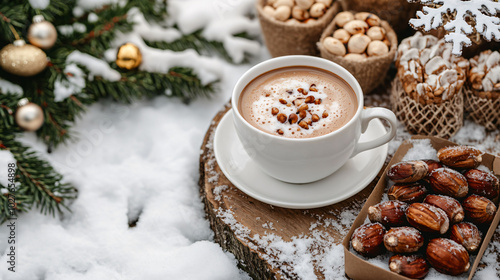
left=409, top=0, right=500, bottom=55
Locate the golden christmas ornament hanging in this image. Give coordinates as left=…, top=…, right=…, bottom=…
left=28, top=15, right=58, bottom=49
left=116, top=43, right=142, bottom=70
left=0, top=40, right=47, bottom=76
left=15, top=98, right=45, bottom=131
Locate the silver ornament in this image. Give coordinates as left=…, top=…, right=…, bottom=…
left=28, top=15, right=58, bottom=49
left=15, top=98, right=44, bottom=131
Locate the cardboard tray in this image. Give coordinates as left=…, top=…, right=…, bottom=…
left=343, top=135, right=500, bottom=280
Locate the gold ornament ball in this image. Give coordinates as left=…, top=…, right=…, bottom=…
left=28, top=15, right=58, bottom=49
left=15, top=99, right=44, bottom=131
left=0, top=40, right=47, bottom=77
left=116, top=43, right=142, bottom=70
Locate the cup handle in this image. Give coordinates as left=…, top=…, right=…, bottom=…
left=350, top=107, right=397, bottom=158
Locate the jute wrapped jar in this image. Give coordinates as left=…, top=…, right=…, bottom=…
left=256, top=0, right=340, bottom=57
left=317, top=13, right=398, bottom=94
left=465, top=50, right=500, bottom=131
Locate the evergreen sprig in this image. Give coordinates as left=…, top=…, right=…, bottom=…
left=0, top=0, right=254, bottom=223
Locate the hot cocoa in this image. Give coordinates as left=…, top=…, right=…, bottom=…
left=238, top=66, right=357, bottom=138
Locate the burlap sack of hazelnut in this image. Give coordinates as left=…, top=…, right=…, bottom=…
left=465, top=50, right=500, bottom=131
left=317, top=11, right=398, bottom=93
left=391, top=32, right=470, bottom=139
left=256, top=0, right=340, bottom=57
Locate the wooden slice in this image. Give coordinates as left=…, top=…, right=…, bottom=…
left=199, top=104, right=386, bottom=279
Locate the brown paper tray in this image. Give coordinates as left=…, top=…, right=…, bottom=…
left=342, top=135, right=500, bottom=280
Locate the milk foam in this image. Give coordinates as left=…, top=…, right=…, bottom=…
left=239, top=67, right=357, bottom=138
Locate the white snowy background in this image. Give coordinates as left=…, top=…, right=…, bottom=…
left=0, top=0, right=499, bottom=279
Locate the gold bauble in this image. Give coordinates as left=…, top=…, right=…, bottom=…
left=0, top=40, right=47, bottom=77
left=15, top=98, right=44, bottom=131
left=116, top=43, right=142, bottom=70
left=28, top=15, right=58, bottom=49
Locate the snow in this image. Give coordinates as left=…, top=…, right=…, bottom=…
left=66, top=51, right=121, bottom=82
left=409, top=0, right=500, bottom=55
left=0, top=150, right=15, bottom=188
left=0, top=0, right=499, bottom=279
left=0, top=78, right=23, bottom=96
left=53, top=64, right=86, bottom=102
left=28, top=0, right=49, bottom=9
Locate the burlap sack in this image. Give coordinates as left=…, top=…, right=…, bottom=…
left=339, top=0, right=420, bottom=34
left=391, top=78, right=464, bottom=139
left=318, top=19, right=397, bottom=94
left=256, top=0, right=340, bottom=57
left=465, top=88, right=500, bottom=131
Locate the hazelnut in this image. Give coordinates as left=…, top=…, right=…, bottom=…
left=292, top=6, right=309, bottom=21
left=309, top=3, right=326, bottom=18
left=368, top=201, right=408, bottom=227
left=295, top=0, right=314, bottom=10
left=437, top=146, right=483, bottom=169
left=367, top=40, right=389, bottom=56
left=464, top=169, right=500, bottom=199
left=277, top=113, right=287, bottom=123
left=293, top=98, right=304, bottom=106
left=354, top=12, right=381, bottom=26
left=426, top=238, right=470, bottom=276
left=286, top=18, right=300, bottom=24
left=323, top=37, right=346, bottom=56
left=279, top=98, right=287, bottom=104
left=334, top=11, right=354, bottom=28
left=347, top=34, right=371, bottom=54
left=314, top=98, right=322, bottom=105
left=276, top=129, right=284, bottom=135
left=297, top=88, right=308, bottom=95
left=423, top=194, right=464, bottom=224
left=389, top=255, right=429, bottom=279
left=343, top=20, right=368, bottom=35
left=450, top=222, right=482, bottom=253
left=462, top=194, right=497, bottom=224
left=303, top=18, right=316, bottom=24
left=311, top=114, right=320, bottom=122
left=309, top=84, right=318, bottom=92
left=274, top=6, right=291, bottom=21
left=384, top=227, right=424, bottom=253
left=344, top=53, right=365, bottom=61
left=429, top=168, right=468, bottom=198
left=406, top=203, right=449, bottom=234
left=299, top=110, right=307, bottom=119
left=387, top=161, right=429, bottom=183
left=333, top=29, right=351, bottom=44
left=315, top=0, right=332, bottom=7
left=304, top=96, right=315, bottom=103
left=262, top=6, right=275, bottom=18
left=271, top=107, right=279, bottom=115
left=288, top=113, right=298, bottom=124
left=351, top=223, right=386, bottom=257
left=297, top=103, right=309, bottom=112
left=322, top=111, right=328, bottom=118
left=272, top=0, right=293, bottom=8
left=354, top=12, right=371, bottom=21
left=298, top=120, right=309, bottom=129
left=366, top=26, right=385, bottom=41
left=387, top=182, right=428, bottom=204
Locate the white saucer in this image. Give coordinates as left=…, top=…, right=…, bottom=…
left=213, top=109, right=388, bottom=209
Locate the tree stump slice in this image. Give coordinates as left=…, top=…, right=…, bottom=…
left=199, top=104, right=387, bottom=279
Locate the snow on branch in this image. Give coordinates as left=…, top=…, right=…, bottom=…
left=409, top=0, right=500, bottom=55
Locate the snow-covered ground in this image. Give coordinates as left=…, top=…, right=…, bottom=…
left=1, top=0, right=499, bottom=279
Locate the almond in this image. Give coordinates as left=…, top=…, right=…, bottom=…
left=389, top=255, right=429, bottom=279
left=450, top=222, right=482, bottom=253
left=406, top=203, right=449, bottom=234
left=387, top=161, right=429, bottom=183
left=387, top=182, right=428, bottom=203
left=426, top=238, right=470, bottom=276
left=368, top=201, right=408, bottom=227
left=464, top=169, right=500, bottom=199
left=423, top=194, right=464, bottom=224
left=437, top=146, right=483, bottom=169
left=428, top=168, right=468, bottom=198
left=384, top=227, right=424, bottom=253
left=351, top=223, right=386, bottom=257
left=462, top=195, right=496, bottom=224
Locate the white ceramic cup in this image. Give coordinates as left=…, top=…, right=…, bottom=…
left=231, top=56, right=397, bottom=183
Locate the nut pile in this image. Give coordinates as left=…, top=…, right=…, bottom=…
left=396, top=32, right=470, bottom=105
left=351, top=145, right=499, bottom=279
left=322, top=11, right=390, bottom=60
left=262, top=0, right=334, bottom=24
left=469, top=50, right=500, bottom=100
left=270, top=84, right=329, bottom=136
